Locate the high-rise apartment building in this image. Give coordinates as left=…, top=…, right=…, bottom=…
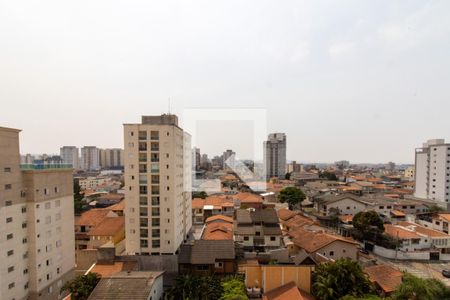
left=222, top=149, right=236, bottom=171
left=60, top=146, right=79, bottom=170
left=263, top=133, right=287, bottom=179
left=99, top=148, right=124, bottom=169
left=123, top=115, right=192, bottom=255
left=80, top=146, right=100, bottom=171
left=415, top=139, right=450, bottom=208
left=0, top=127, right=75, bottom=300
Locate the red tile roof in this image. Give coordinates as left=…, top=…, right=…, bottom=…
left=205, top=215, right=233, bottom=224
left=75, top=208, right=113, bottom=227
left=364, top=264, right=403, bottom=293
left=88, top=217, right=125, bottom=237
left=263, top=282, right=303, bottom=300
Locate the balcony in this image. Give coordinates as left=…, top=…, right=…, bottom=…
left=139, top=154, right=147, bottom=162
left=139, top=142, right=147, bottom=151
left=151, top=142, right=159, bottom=151
left=139, top=131, right=147, bottom=140
left=150, top=131, right=159, bottom=141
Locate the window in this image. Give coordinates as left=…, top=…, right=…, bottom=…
left=270, top=236, right=276, bottom=241
left=7, top=233, right=13, bottom=240
left=5, top=184, right=12, bottom=190
left=54, top=187, right=59, bottom=193
left=5, top=200, right=12, bottom=206
left=23, top=269, right=28, bottom=274
left=21, top=206, right=26, bottom=213
left=8, top=283, right=15, bottom=289
left=329, top=251, right=334, bottom=256
left=44, top=188, right=49, bottom=195
left=4, top=167, right=11, bottom=172
left=7, top=250, right=14, bottom=256
left=244, top=236, right=249, bottom=241
left=8, top=266, right=14, bottom=273
left=152, top=240, right=160, bottom=248
left=6, top=217, right=12, bottom=223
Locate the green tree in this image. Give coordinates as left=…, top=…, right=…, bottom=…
left=312, top=258, right=373, bottom=300
left=391, top=273, right=450, bottom=300
left=73, top=179, right=84, bottom=214
left=428, top=204, right=444, bottom=214
left=61, top=273, right=100, bottom=300
left=220, top=276, right=248, bottom=300
left=278, top=186, right=306, bottom=209
left=319, top=171, right=338, bottom=181
left=352, top=211, right=384, bottom=242
left=165, top=275, right=223, bottom=300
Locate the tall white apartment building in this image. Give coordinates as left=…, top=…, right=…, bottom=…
left=263, top=133, right=287, bottom=179
left=123, top=115, right=192, bottom=255
left=99, top=148, right=124, bottom=169
left=415, top=139, right=450, bottom=208
left=60, top=146, right=79, bottom=170
left=80, top=146, right=100, bottom=171
left=0, top=127, right=75, bottom=300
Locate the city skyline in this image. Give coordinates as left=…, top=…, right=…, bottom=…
left=2, top=1, right=450, bottom=163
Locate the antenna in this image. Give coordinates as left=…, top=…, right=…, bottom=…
left=168, top=98, right=171, bottom=114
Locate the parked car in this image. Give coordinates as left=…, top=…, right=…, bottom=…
left=442, top=270, right=450, bottom=278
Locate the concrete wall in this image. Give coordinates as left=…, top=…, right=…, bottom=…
left=374, top=245, right=431, bottom=260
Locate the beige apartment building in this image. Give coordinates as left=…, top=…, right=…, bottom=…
left=123, top=115, right=192, bottom=255
left=99, top=148, right=124, bottom=169
left=0, top=127, right=75, bottom=300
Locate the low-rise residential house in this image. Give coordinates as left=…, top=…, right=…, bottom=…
left=192, top=196, right=235, bottom=224
left=232, top=192, right=264, bottom=209
left=288, top=227, right=359, bottom=261
left=75, top=208, right=119, bottom=250
left=364, top=264, right=403, bottom=297
left=384, top=221, right=450, bottom=253
left=315, top=194, right=370, bottom=216
left=87, top=216, right=125, bottom=251
left=178, top=240, right=236, bottom=275
left=79, top=177, right=111, bottom=190
left=393, top=201, right=430, bottom=214
left=234, top=209, right=282, bottom=252
left=88, top=271, right=164, bottom=300
left=202, top=215, right=233, bottom=240
left=418, top=213, right=450, bottom=233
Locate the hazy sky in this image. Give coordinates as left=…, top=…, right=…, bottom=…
left=1, top=1, right=450, bottom=164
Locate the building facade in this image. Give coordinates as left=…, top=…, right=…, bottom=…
left=60, top=146, right=79, bottom=170
left=80, top=146, right=100, bottom=171
left=264, top=133, right=287, bottom=179
left=0, top=127, right=75, bottom=300
left=123, top=115, right=192, bottom=255
left=415, top=139, right=450, bottom=207
left=99, top=148, right=124, bottom=169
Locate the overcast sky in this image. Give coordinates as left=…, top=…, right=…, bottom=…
left=1, top=1, right=449, bottom=164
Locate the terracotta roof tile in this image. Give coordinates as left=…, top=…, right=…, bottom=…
left=88, top=217, right=125, bottom=236
left=384, top=224, right=421, bottom=239
left=364, top=264, right=402, bottom=293
left=205, top=215, right=233, bottom=223
left=75, top=208, right=113, bottom=227
left=90, top=261, right=137, bottom=277
left=263, top=282, right=303, bottom=300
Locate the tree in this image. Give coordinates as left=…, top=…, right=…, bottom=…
left=312, top=258, right=373, bottom=300
left=220, top=276, right=248, bottom=300
left=165, top=275, right=223, bottom=300
left=428, top=204, right=444, bottom=214
left=285, top=172, right=292, bottom=180
left=73, top=179, right=84, bottom=214
left=391, top=273, right=450, bottom=300
left=319, top=171, right=338, bottom=181
left=352, top=211, right=384, bottom=242
left=61, top=273, right=100, bottom=300
left=278, top=186, right=306, bottom=209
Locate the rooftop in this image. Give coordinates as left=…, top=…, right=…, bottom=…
left=364, top=264, right=403, bottom=293
left=263, top=282, right=303, bottom=300
left=87, top=271, right=164, bottom=300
